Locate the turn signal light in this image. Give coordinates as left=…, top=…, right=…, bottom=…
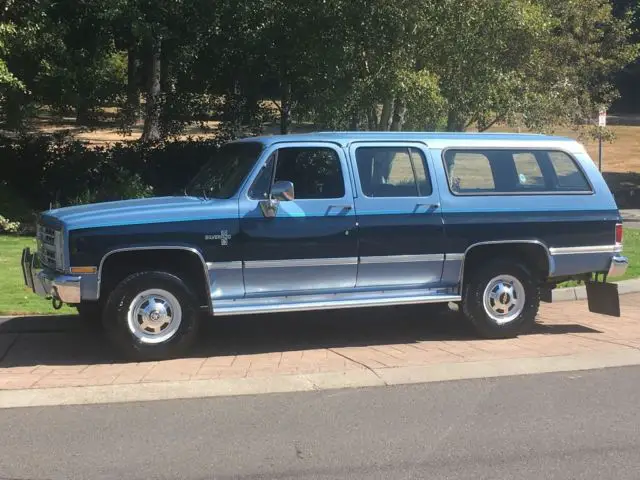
left=70, top=266, right=97, bottom=274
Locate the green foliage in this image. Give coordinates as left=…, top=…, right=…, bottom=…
left=1, top=134, right=222, bottom=224
left=0, top=214, right=20, bottom=233
left=0, top=0, right=637, bottom=135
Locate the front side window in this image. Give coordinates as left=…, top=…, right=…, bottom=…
left=355, top=146, right=432, bottom=197
left=249, top=147, right=345, bottom=200
left=443, top=149, right=591, bottom=195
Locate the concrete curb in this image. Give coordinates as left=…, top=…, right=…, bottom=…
left=551, top=278, right=640, bottom=302
left=2, top=349, right=640, bottom=409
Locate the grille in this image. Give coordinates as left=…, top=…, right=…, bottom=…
left=37, top=224, right=59, bottom=269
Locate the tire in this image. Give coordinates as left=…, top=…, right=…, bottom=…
left=462, top=259, right=540, bottom=339
left=102, top=271, right=201, bottom=361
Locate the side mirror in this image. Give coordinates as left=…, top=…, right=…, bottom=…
left=271, top=181, right=295, bottom=201
left=258, top=181, right=294, bottom=218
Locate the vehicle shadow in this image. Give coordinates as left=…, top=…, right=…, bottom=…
left=0, top=305, right=601, bottom=368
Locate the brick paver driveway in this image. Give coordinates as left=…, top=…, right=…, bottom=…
left=1, top=294, right=638, bottom=390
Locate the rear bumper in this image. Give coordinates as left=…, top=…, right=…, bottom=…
left=21, top=248, right=81, bottom=304
left=608, top=255, right=629, bottom=278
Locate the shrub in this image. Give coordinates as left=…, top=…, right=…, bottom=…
left=2, top=134, right=222, bottom=217
left=0, top=214, right=20, bottom=233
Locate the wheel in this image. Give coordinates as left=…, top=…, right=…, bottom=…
left=462, top=259, right=540, bottom=339
left=103, top=271, right=201, bottom=360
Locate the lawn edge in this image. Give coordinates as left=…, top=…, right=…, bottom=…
left=552, top=278, right=640, bottom=302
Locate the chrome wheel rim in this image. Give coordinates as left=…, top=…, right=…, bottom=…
left=127, top=289, right=182, bottom=344
left=482, top=275, right=526, bottom=325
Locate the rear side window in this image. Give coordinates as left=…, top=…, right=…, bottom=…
left=355, top=146, right=432, bottom=197
left=443, top=149, right=591, bottom=195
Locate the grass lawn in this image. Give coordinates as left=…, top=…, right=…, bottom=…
left=0, top=230, right=638, bottom=315
left=0, top=235, right=74, bottom=315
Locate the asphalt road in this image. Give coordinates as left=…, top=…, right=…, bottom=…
left=1, top=366, right=640, bottom=480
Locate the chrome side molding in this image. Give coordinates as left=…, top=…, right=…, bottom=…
left=213, top=288, right=460, bottom=316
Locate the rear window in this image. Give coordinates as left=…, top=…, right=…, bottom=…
left=443, top=149, right=591, bottom=195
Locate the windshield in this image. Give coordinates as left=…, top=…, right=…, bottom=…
left=185, top=141, right=264, bottom=199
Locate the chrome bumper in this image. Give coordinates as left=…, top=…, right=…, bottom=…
left=21, top=248, right=81, bottom=304
left=608, top=254, right=629, bottom=278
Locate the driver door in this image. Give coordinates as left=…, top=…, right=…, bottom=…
left=239, top=143, right=358, bottom=296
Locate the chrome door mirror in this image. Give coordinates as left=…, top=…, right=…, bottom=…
left=259, top=198, right=279, bottom=218
left=271, top=181, right=295, bottom=201
left=258, top=181, right=294, bottom=218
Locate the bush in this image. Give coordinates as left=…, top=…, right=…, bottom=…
left=1, top=134, right=222, bottom=222
left=0, top=214, right=20, bottom=233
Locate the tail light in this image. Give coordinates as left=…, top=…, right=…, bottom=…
left=616, top=223, right=623, bottom=245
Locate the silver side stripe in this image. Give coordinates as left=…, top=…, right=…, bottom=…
left=445, top=253, right=465, bottom=261
left=245, top=257, right=358, bottom=269
left=549, top=245, right=621, bottom=255
left=206, top=261, right=242, bottom=270
left=359, top=254, right=444, bottom=264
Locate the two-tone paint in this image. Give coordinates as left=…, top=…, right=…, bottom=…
left=28, top=132, right=625, bottom=314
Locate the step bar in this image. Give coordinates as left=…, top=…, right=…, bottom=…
left=213, top=289, right=461, bottom=316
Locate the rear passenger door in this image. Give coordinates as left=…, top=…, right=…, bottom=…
left=349, top=142, right=445, bottom=288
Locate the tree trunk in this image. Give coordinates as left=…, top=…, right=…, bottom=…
left=446, top=110, right=466, bottom=132
left=280, top=80, right=292, bottom=134
left=349, top=108, right=359, bottom=130
left=379, top=98, right=394, bottom=131
left=367, top=106, right=378, bottom=131
left=390, top=97, right=406, bottom=131
left=160, top=40, right=171, bottom=94
left=75, top=102, right=91, bottom=126
left=141, top=36, right=162, bottom=143
left=124, top=45, right=139, bottom=124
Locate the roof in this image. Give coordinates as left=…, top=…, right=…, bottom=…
left=233, top=131, right=582, bottom=151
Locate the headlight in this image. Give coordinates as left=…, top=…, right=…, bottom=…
left=54, top=230, right=64, bottom=270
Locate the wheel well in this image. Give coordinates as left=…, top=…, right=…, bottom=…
left=99, top=249, right=210, bottom=309
left=462, top=243, right=550, bottom=285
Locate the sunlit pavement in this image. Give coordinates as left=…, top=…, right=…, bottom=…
left=0, top=293, right=637, bottom=392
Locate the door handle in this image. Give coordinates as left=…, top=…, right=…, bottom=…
left=330, top=205, right=353, bottom=211
left=416, top=203, right=440, bottom=209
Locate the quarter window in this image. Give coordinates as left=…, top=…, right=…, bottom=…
left=548, top=151, right=591, bottom=191
left=443, top=149, right=591, bottom=195
left=355, top=147, right=432, bottom=197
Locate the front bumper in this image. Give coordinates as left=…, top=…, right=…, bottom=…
left=21, top=248, right=81, bottom=304
left=608, top=254, right=629, bottom=278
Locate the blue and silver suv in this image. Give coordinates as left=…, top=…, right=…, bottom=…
left=22, top=132, right=629, bottom=359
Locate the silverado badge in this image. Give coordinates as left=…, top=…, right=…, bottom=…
left=205, top=230, right=231, bottom=246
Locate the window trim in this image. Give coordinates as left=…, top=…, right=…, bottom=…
left=440, top=147, right=595, bottom=197
left=353, top=145, right=433, bottom=199
left=245, top=143, right=349, bottom=201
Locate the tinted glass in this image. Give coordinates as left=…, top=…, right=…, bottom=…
left=548, top=151, right=591, bottom=191
left=186, top=142, right=264, bottom=199
left=443, top=149, right=591, bottom=195
left=513, top=152, right=545, bottom=189
left=268, top=147, right=345, bottom=199
left=355, top=147, right=432, bottom=197
left=445, top=152, right=495, bottom=193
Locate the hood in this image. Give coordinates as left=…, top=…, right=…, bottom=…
left=42, top=196, right=238, bottom=231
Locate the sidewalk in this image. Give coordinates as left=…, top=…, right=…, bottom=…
left=622, top=209, right=640, bottom=227
left=1, top=294, right=639, bottom=399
